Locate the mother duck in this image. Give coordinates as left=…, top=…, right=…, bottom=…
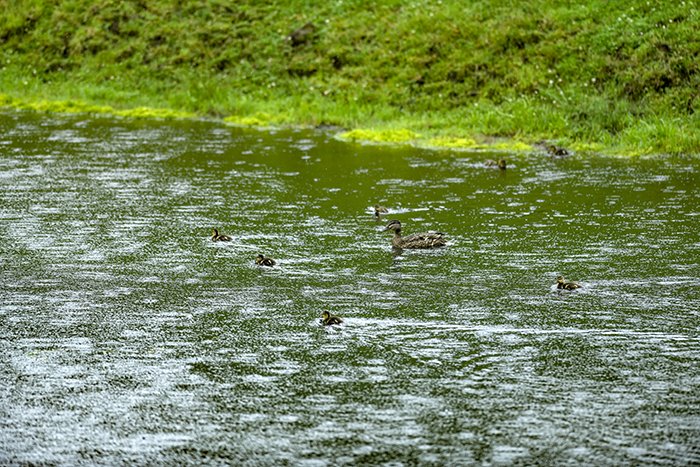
left=384, top=220, right=446, bottom=249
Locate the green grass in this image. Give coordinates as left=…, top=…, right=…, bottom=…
left=1, top=0, right=699, bottom=155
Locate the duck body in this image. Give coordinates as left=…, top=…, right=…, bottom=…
left=256, top=254, right=276, bottom=266
left=211, top=228, right=232, bottom=242
left=320, top=311, right=343, bottom=326
left=384, top=220, right=446, bottom=249
left=556, top=275, right=580, bottom=290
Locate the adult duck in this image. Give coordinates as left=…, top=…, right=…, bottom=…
left=384, top=220, right=446, bottom=249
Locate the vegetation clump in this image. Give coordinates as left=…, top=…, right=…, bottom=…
left=1, top=0, right=698, bottom=155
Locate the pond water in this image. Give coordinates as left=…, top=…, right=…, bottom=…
left=1, top=111, right=699, bottom=465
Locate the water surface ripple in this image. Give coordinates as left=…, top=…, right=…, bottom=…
left=1, top=112, right=699, bottom=465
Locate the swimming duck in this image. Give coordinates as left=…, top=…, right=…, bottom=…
left=535, top=141, right=571, bottom=158
left=320, top=311, right=343, bottom=326
left=484, top=159, right=507, bottom=170
left=374, top=205, right=389, bottom=218
left=211, top=228, right=232, bottom=242
left=556, top=275, right=581, bottom=290
left=255, top=254, right=276, bottom=266
left=546, top=144, right=570, bottom=157
left=384, top=220, right=447, bottom=249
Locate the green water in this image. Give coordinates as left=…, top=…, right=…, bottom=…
left=1, top=111, right=699, bottom=465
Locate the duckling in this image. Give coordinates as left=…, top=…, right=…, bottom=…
left=211, top=228, right=232, bottom=242
left=255, top=254, right=276, bottom=266
left=546, top=144, right=570, bottom=157
left=535, top=140, right=571, bottom=158
left=320, top=310, right=343, bottom=326
left=374, top=205, right=389, bottom=218
left=556, top=275, right=581, bottom=290
left=384, top=220, right=446, bottom=249
left=484, top=159, right=507, bottom=170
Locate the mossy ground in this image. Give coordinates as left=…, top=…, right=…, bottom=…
left=1, top=0, right=699, bottom=155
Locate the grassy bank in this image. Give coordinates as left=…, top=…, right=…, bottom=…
left=1, top=0, right=699, bottom=155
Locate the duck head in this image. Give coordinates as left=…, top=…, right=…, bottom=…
left=556, top=275, right=565, bottom=284
left=384, top=220, right=402, bottom=232
left=320, top=311, right=331, bottom=320
left=498, top=159, right=507, bottom=170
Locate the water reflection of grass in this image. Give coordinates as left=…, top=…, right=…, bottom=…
left=1, top=1, right=698, bottom=155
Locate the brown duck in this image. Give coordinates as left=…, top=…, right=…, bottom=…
left=384, top=220, right=446, bottom=249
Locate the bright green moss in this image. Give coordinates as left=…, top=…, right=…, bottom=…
left=491, top=141, right=533, bottom=152
left=0, top=95, right=193, bottom=120
left=224, top=113, right=281, bottom=128
left=113, top=107, right=194, bottom=119
left=339, top=129, right=420, bottom=144
left=425, top=137, right=479, bottom=149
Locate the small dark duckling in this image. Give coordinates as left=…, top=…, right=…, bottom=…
left=211, top=228, right=232, bottom=242
left=384, top=219, right=446, bottom=249
left=546, top=144, right=570, bottom=157
left=320, top=311, right=343, bottom=326
left=556, top=275, right=581, bottom=290
left=484, top=159, right=507, bottom=170
left=374, top=205, right=389, bottom=218
left=255, top=254, right=276, bottom=266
